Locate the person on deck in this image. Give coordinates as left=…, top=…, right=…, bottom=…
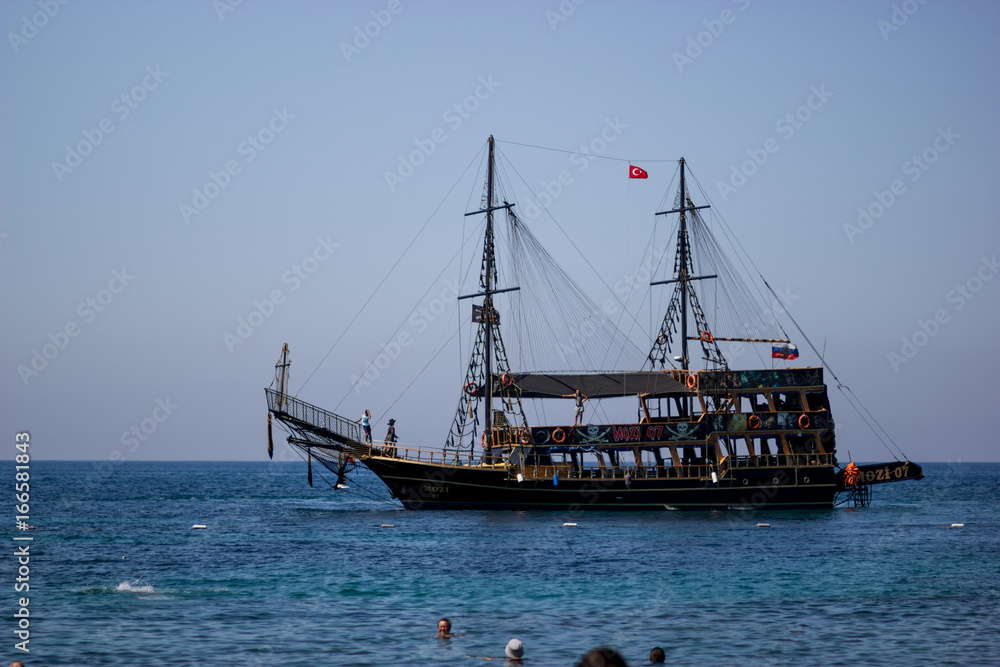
left=562, top=388, right=589, bottom=427
left=385, top=419, right=398, bottom=457
left=357, top=410, right=372, bottom=444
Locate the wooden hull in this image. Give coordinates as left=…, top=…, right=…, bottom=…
left=361, top=456, right=837, bottom=511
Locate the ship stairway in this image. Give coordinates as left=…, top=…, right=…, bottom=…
left=836, top=481, right=872, bottom=508
left=850, top=483, right=872, bottom=507
left=265, top=388, right=369, bottom=458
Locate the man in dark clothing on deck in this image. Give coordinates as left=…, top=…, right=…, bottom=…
left=385, top=419, right=398, bottom=457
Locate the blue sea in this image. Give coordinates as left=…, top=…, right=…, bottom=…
left=6, top=461, right=999, bottom=666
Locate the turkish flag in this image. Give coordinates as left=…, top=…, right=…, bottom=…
left=629, top=165, right=648, bottom=179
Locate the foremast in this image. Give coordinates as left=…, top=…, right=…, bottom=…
left=446, top=136, right=529, bottom=458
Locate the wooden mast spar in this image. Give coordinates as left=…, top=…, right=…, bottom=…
left=458, top=136, right=519, bottom=454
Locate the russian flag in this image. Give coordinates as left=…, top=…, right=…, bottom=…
left=772, top=343, right=799, bottom=360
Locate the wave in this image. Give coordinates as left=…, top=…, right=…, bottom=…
left=116, top=579, right=155, bottom=593
left=73, top=582, right=231, bottom=596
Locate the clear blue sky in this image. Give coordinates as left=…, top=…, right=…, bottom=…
left=3, top=0, right=998, bottom=463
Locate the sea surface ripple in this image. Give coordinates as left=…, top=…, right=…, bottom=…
left=5, top=461, right=999, bottom=666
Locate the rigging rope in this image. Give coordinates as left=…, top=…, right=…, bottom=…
left=496, top=139, right=678, bottom=164
left=279, top=427, right=400, bottom=506
left=332, top=220, right=485, bottom=413
left=839, top=384, right=909, bottom=461
left=296, top=138, right=908, bottom=464
left=496, top=146, right=650, bottom=368
left=674, top=167, right=908, bottom=460
left=770, top=289, right=907, bottom=461
left=605, top=220, right=659, bottom=370
left=376, top=326, right=461, bottom=424
left=296, top=144, right=487, bottom=395
left=752, top=264, right=908, bottom=462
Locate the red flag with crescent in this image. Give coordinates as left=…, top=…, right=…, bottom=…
left=629, top=165, right=648, bottom=179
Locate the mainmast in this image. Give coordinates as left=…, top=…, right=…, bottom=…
left=648, top=158, right=793, bottom=374
left=648, top=158, right=722, bottom=372
left=678, top=161, right=689, bottom=370
left=484, top=136, right=495, bottom=447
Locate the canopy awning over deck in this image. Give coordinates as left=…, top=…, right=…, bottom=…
left=507, top=372, right=689, bottom=399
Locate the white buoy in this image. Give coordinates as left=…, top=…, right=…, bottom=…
left=710, top=471, right=719, bottom=483
left=192, top=525, right=207, bottom=530
left=757, top=523, right=770, bottom=528
left=562, top=522, right=577, bottom=527
left=951, top=523, right=965, bottom=528
left=516, top=473, right=524, bottom=484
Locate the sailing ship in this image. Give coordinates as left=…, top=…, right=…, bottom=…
left=265, top=136, right=922, bottom=510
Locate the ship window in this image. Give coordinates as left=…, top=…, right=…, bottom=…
left=805, top=392, right=830, bottom=411
left=739, top=394, right=764, bottom=412
left=786, top=435, right=815, bottom=454
left=775, top=392, right=802, bottom=411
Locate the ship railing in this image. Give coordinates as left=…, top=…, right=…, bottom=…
left=520, top=454, right=840, bottom=482
left=366, top=441, right=812, bottom=480
left=574, top=464, right=716, bottom=480
left=360, top=443, right=838, bottom=476
left=719, top=453, right=835, bottom=472
left=266, top=389, right=363, bottom=444
left=369, top=441, right=475, bottom=466
left=519, top=463, right=719, bottom=481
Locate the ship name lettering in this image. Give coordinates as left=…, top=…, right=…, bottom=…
left=646, top=425, right=664, bottom=440
left=611, top=426, right=640, bottom=442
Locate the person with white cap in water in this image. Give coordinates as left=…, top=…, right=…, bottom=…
left=504, top=638, right=524, bottom=662
left=466, top=637, right=525, bottom=662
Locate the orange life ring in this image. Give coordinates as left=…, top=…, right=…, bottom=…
left=798, top=413, right=810, bottom=429
left=700, top=331, right=714, bottom=343
left=501, top=373, right=512, bottom=387
left=552, top=428, right=566, bottom=443
left=464, top=382, right=478, bottom=396
left=519, top=430, right=531, bottom=445
left=656, top=333, right=668, bottom=346
left=748, top=414, right=761, bottom=429
left=480, top=433, right=486, bottom=448
left=686, top=373, right=697, bottom=389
